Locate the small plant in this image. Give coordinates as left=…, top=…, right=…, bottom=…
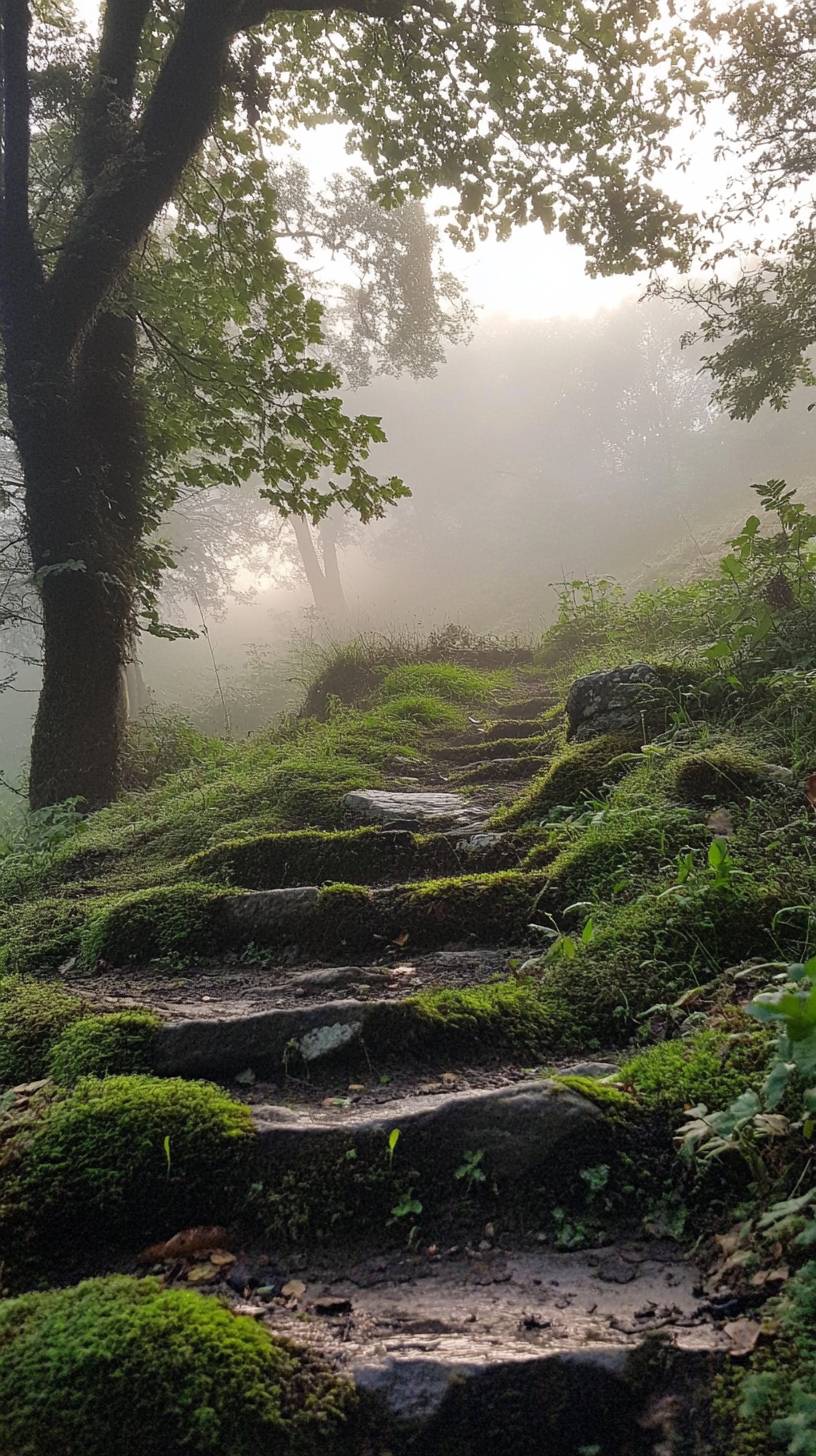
left=386, top=1127, right=400, bottom=1167
left=454, top=1148, right=487, bottom=1194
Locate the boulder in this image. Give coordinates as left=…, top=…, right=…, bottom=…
left=566, top=663, right=661, bottom=742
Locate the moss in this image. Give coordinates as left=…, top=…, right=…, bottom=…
left=0, top=1274, right=359, bottom=1456
left=0, top=896, right=90, bottom=975
left=187, top=824, right=460, bottom=889
left=491, top=733, right=640, bottom=827
left=671, top=744, right=771, bottom=804
left=551, top=1075, right=632, bottom=1110
left=528, top=812, right=704, bottom=903
left=367, top=977, right=558, bottom=1058
left=620, top=1028, right=770, bottom=1113
left=80, top=882, right=234, bottom=967
left=49, top=1012, right=161, bottom=1085
left=384, top=869, right=547, bottom=947
left=378, top=661, right=512, bottom=703
left=0, top=977, right=84, bottom=1085
left=2, top=1074, right=255, bottom=1247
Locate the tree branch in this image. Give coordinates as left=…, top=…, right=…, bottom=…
left=79, top=0, right=154, bottom=181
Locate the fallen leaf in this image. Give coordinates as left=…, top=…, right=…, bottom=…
left=750, top=1265, right=789, bottom=1289
left=137, top=1226, right=229, bottom=1265
left=282, top=1279, right=306, bottom=1301
left=186, top=1262, right=219, bottom=1285
left=322, top=1097, right=351, bottom=1109
left=724, top=1319, right=762, bottom=1357
left=707, top=807, right=734, bottom=836
left=392, top=930, right=410, bottom=947
left=441, top=1072, right=458, bottom=1086
left=807, top=773, right=816, bottom=810
left=233, top=1303, right=265, bottom=1318
left=210, top=1250, right=237, bottom=1268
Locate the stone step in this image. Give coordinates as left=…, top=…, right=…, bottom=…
left=343, top=788, right=492, bottom=830
left=451, top=756, right=551, bottom=784
left=250, top=1078, right=606, bottom=1184
left=230, top=1241, right=724, bottom=1455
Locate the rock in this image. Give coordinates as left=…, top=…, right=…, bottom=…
left=462, top=832, right=505, bottom=853
left=300, top=1020, right=362, bottom=1062
left=343, top=789, right=489, bottom=830
left=560, top=1061, right=619, bottom=1080
left=254, top=1080, right=606, bottom=1183
left=223, top=886, right=319, bottom=937
left=153, top=998, right=387, bottom=1076
left=566, top=663, right=661, bottom=742
left=289, top=965, right=391, bottom=994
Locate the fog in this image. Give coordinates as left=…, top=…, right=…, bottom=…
left=3, top=288, right=814, bottom=792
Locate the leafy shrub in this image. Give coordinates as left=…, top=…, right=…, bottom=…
left=0, top=976, right=84, bottom=1085
left=119, top=713, right=225, bottom=793
left=0, top=1274, right=359, bottom=1456
left=49, top=1012, right=160, bottom=1085
left=4, top=1074, right=255, bottom=1243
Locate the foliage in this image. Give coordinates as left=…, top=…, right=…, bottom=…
left=49, top=1012, right=160, bottom=1086
left=379, top=662, right=511, bottom=704
left=0, top=977, right=83, bottom=1086
left=119, top=715, right=226, bottom=794
left=3, top=1075, right=255, bottom=1244
left=0, top=1275, right=359, bottom=1456
left=79, top=883, right=233, bottom=968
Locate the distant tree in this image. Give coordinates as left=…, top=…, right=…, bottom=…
left=0, top=0, right=693, bottom=808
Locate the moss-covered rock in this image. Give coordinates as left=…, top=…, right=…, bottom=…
left=187, top=824, right=459, bottom=888
left=0, top=1274, right=359, bottom=1456
left=526, top=812, right=705, bottom=902
left=0, top=896, right=91, bottom=976
left=383, top=869, right=547, bottom=947
left=0, top=977, right=84, bottom=1086
left=80, top=882, right=234, bottom=967
left=49, top=1012, right=161, bottom=1085
left=620, top=1028, right=770, bottom=1113
left=671, top=744, right=772, bottom=804
left=1, top=1074, right=255, bottom=1248
left=491, top=733, right=640, bottom=827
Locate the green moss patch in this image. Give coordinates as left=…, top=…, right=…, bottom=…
left=491, top=733, right=640, bottom=827
left=49, top=1012, right=161, bottom=1086
left=2, top=1074, right=255, bottom=1246
left=0, top=977, right=84, bottom=1086
left=80, top=882, right=234, bottom=967
left=620, top=1028, right=770, bottom=1113
left=671, top=744, right=772, bottom=804
left=0, top=1275, right=358, bottom=1456
left=436, top=734, right=554, bottom=764
left=187, top=824, right=460, bottom=889
left=383, top=869, right=547, bottom=947
left=528, top=812, right=704, bottom=904
left=379, top=661, right=512, bottom=703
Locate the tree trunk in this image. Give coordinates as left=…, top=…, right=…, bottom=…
left=11, top=312, right=148, bottom=810
left=291, top=514, right=348, bottom=622
left=29, top=570, right=129, bottom=809
left=124, top=649, right=151, bottom=720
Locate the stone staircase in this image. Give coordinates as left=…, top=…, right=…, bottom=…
left=43, top=686, right=736, bottom=1452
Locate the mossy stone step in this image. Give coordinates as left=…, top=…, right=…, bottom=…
left=252, top=1078, right=606, bottom=1184
left=452, top=755, right=552, bottom=784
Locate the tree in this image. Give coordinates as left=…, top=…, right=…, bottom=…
left=664, top=1, right=816, bottom=421
left=0, top=0, right=693, bottom=809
